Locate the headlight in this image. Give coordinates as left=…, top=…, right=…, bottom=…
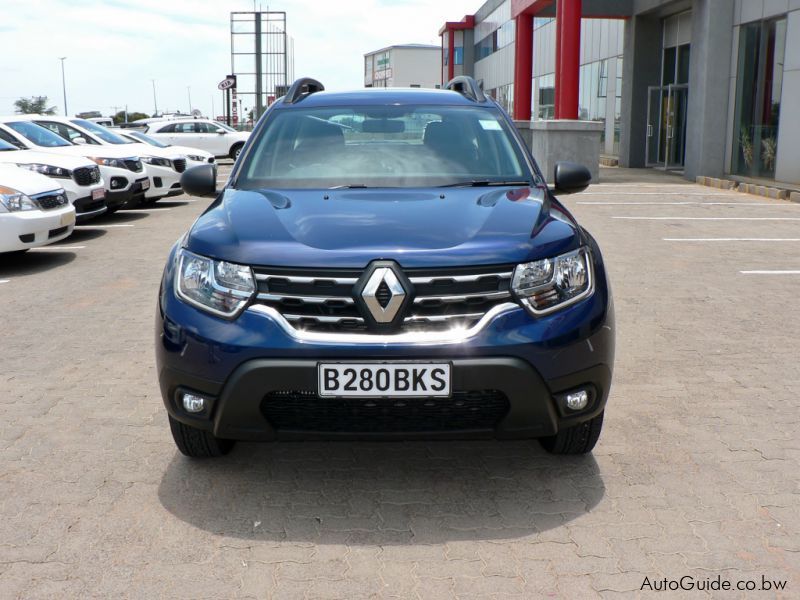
left=141, top=156, right=171, bottom=167
left=187, top=155, right=205, bottom=162
left=175, top=248, right=255, bottom=318
left=0, top=185, right=38, bottom=212
left=16, top=163, right=72, bottom=179
left=512, top=247, right=593, bottom=315
left=89, top=157, right=126, bottom=168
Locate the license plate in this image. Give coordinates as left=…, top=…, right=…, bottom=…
left=141, top=178, right=151, bottom=190
left=318, top=362, right=451, bottom=398
left=91, top=188, right=105, bottom=200
left=60, top=211, right=76, bottom=226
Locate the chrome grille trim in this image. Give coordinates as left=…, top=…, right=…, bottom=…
left=250, top=264, right=517, bottom=337
left=256, top=292, right=355, bottom=305
left=248, top=302, right=520, bottom=344
left=283, top=314, right=364, bottom=324
left=413, top=290, right=511, bottom=304
left=404, top=312, right=484, bottom=323
left=408, top=272, right=512, bottom=284
left=254, top=273, right=358, bottom=285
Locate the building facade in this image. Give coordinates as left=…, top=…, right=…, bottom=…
left=441, top=0, right=800, bottom=185
left=364, top=44, right=442, bottom=89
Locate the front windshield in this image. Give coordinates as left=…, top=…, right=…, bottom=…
left=126, top=130, right=170, bottom=148
left=5, top=121, right=71, bottom=147
left=216, top=121, right=236, bottom=132
left=71, top=119, right=134, bottom=144
left=238, top=105, right=530, bottom=189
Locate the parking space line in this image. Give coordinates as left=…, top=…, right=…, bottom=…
left=0, top=279, right=9, bottom=284
left=75, top=224, right=135, bottom=228
left=740, top=270, right=800, bottom=275
left=578, top=201, right=793, bottom=206
left=613, top=216, right=800, bottom=221
left=123, top=208, right=172, bottom=213
left=580, top=192, right=736, bottom=196
left=30, top=245, right=86, bottom=250
left=664, top=238, right=800, bottom=242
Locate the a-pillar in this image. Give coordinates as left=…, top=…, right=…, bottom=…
left=513, top=14, right=533, bottom=120
left=554, top=0, right=580, bottom=119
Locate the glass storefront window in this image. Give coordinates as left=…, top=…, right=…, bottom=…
left=732, top=18, right=786, bottom=178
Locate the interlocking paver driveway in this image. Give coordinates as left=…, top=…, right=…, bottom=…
left=1, top=166, right=797, bottom=598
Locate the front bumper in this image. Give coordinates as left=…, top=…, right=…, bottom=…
left=106, top=176, right=150, bottom=208
left=0, top=206, right=75, bottom=252
left=73, top=194, right=107, bottom=222
left=156, top=245, right=615, bottom=442
left=143, top=164, right=181, bottom=199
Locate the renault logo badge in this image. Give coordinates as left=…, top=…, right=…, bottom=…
left=361, top=267, right=406, bottom=323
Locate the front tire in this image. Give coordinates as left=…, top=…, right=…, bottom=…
left=230, top=143, right=244, bottom=160
left=168, top=415, right=234, bottom=458
left=540, top=411, right=604, bottom=455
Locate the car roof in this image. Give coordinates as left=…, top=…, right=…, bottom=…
left=275, top=88, right=492, bottom=109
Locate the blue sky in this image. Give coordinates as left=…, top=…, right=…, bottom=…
left=1, top=0, right=478, bottom=118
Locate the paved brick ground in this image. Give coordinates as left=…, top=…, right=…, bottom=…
left=1, top=165, right=798, bottom=598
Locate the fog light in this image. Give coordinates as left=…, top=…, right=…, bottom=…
left=182, top=392, right=205, bottom=413
left=565, top=390, right=589, bottom=411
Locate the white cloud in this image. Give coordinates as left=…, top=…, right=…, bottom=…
left=0, top=0, right=480, bottom=118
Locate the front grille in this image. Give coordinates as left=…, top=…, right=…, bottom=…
left=73, top=166, right=100, bottom=186
left=173, top=158, right=187, bottom=173
left=251, top=264, right=515, bottom=334
left=124, top=159, right=143, bottom=173
left=34, top=192, right=68, bottom=210
left=262, top=389, right=510, bottom=433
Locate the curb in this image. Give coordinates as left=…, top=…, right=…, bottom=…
left=695, top=176, right=791, bottom=200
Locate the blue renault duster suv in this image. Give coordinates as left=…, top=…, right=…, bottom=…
left=156, top=77, right=614, bottom=458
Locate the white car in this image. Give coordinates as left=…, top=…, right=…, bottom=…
left=31, top=116, right=187, bottom=203
left=143, top=118, right=249, bottom=159
left=0, top=118, right=148, bottom=212
left=118, top=130, right=214, bottom=167
left=0, top=165, right=76, bottom=254
left=0, top=134, right=106, bottom=221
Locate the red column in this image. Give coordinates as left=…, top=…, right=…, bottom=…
left=555, top=0, right=580, bottom=119
left=447, top=29, right=455, bottom=82
left=513, top=14, right=533, bottom=120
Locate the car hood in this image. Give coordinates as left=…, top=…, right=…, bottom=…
left=121, top=142, right=184, bottom=160
left=186, top=186, right=581, bottom=269
left=41, top=144, right=142, bottom=160
left=171, top=145, right=213, bottom=159
left=0, top=164, right=63, bottom=196
left=0, top=148, right=95, bottom=170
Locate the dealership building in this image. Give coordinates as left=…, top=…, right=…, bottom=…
left=364, top=44, right=442, bottom=89
left=440, top=0, right=800, bottom=185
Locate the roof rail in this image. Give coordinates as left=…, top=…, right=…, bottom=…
left=445, top=76, right=486, bottom=103
left=284, top=77, right=325, bottom=104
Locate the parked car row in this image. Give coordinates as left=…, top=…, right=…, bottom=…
left=124, top=117, right=250, bottom=160
left=0, top=115, right=214, bottom=255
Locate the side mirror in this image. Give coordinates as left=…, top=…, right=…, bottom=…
left=216, top=130, right=226, bottom=134
left=180, top=164, right=218, bottom=198
left=552, top=161, right=591, bottom=195
left=73, top=137, right=88, bottom=145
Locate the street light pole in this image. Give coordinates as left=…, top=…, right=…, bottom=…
left=187, top=86, right=192, bottom=114
left=151, top=79, right=158, bottom=116
left=59, top=57, right=68, bottom=116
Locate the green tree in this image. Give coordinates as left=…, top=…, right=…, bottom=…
left=113, top=110, right=150, bottom=124
left=14, top=96, right=57, bottom=115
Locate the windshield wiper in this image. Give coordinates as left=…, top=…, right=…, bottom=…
left=439, top=180, right=532, bottom=188
left=328, top=184, right=369, bottom=189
